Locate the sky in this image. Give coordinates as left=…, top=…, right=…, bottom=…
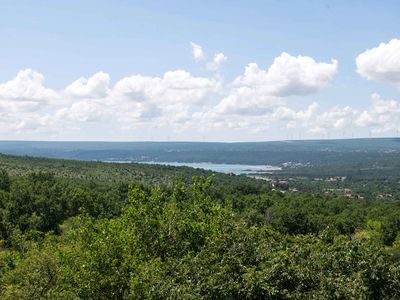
left=0, top=0, right=399, bottom=142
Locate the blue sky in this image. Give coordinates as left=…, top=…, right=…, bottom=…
left=0, top=0, right=399, bottom=141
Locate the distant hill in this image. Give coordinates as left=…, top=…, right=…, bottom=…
left=0, top=138, right=399, bottom=165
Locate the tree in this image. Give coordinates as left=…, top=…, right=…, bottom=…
left=0, top=169, right=10, bottom=192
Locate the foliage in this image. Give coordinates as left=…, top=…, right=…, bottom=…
left=1, top=154, right=400, bottom=298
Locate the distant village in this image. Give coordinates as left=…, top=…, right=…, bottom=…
left=249, top=173, right=383, bottom=201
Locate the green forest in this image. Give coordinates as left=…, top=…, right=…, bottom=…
left=1, top=154, right=400, bottom=299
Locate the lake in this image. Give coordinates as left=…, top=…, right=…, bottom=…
left=137, top=161, right=281, bottom=175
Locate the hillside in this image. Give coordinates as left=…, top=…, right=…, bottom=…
left=1, top=138, right=400, bottom=165
left=0, top=154, right=400, bottom=298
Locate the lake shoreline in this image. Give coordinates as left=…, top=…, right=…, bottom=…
left=103, top=160, right=282, bottom=175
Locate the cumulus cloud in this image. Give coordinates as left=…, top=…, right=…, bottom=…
left=2, top=45, right=396, bottom=140
left=0, top=69, right=59, bottom=136
left=234, top=52, right=338, bottom=97
left=65, top=72, right=110, bottom=98
left=0, top=49, right=341, bottom=139
left=56, top=68, right=220, bottom=127
left=15, top=115, right=51, bottom=130
left=356, top=39, right=400, bottom=84
left=213, top=87, right=282, bottom=116
left=205, top=53, right=337, bottom=120
left=268, top=94, right=400, bottom=136
left=191, top=43, right=227, bottom=71
left=269, top=103, right=358, bottom=135
left=355, top=93, right=400, bottom=132
left=56, top=101, right=106, bottom=123
left=206, top=52, right=227, bottom=71
left=317, top=106, right=355, bottom=130
left=273, top=102, right=319, bottom=128
left=109, top=69, right=220, bottom=128
left=0, top=69, right=58, bottom=110
left=113, top=70, right=218, bottom=105
left=190, top=42, right=205, bottom=61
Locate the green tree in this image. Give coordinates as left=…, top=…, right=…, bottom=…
left=0, top=169, right=10, bottom=192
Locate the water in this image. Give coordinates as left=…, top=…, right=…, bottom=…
left=137, top=161, right=281, bottom=175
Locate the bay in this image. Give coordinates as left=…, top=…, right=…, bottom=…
left=138, top=161, right=281, bottom=175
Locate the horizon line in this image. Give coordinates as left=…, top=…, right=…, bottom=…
left=0, top=136, right=399, bottom=144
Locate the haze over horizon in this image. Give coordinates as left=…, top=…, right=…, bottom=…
left=0, top=0, right=399, bottom=142
left=0, top=136, right=400, bottom=144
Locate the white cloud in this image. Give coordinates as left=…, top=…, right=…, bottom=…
left=271, top=103, right=358, bottom=135
left=58, top=69, right=220, bottom=126
left=56, top=101, right=106, bottom=123
left=0, top=69, right=59, bottom=136
left=355, top=93, right=400, bottom=132
left=356, top=39, right=400, bottom=84
left=206, top=53, right=337, bottom=120
left=2, top=46, right=396, bottom=140
left=15, top=115, right=51, bottom=130
left=206, top=52, right=227, bottom=71
left=234, top=52, right=338, bottom=97
left=65, top=72, right=110, bottom=98
left=108, top=70, right=220, bottom=128
left=318, top=106, right=355, bottom=129
left=0, top=51, right=341, bottom=140
left=112, top=70, right=219, bottom=106
left=214, top=87, right=282, bottom=116
left=273, top=102, right=319, bottom=127
left=0, top=69, right=56, bottom=101
left=190, top=42, right=205, bottom=61
left=191, top=43, right=227, bottom=71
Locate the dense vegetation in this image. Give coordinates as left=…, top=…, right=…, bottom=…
left=1, top=154, right=400, bottom=298
left=272, top=151, right=400, bottom=201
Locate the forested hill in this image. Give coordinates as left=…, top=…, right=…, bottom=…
left=0, top=138, right=400, bottom=165
left=1, top=154, right=400, bottom=297
left=0, top=153, right=215, bottom=183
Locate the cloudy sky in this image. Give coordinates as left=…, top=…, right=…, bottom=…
left=0, top=0, right=399, bottom=141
